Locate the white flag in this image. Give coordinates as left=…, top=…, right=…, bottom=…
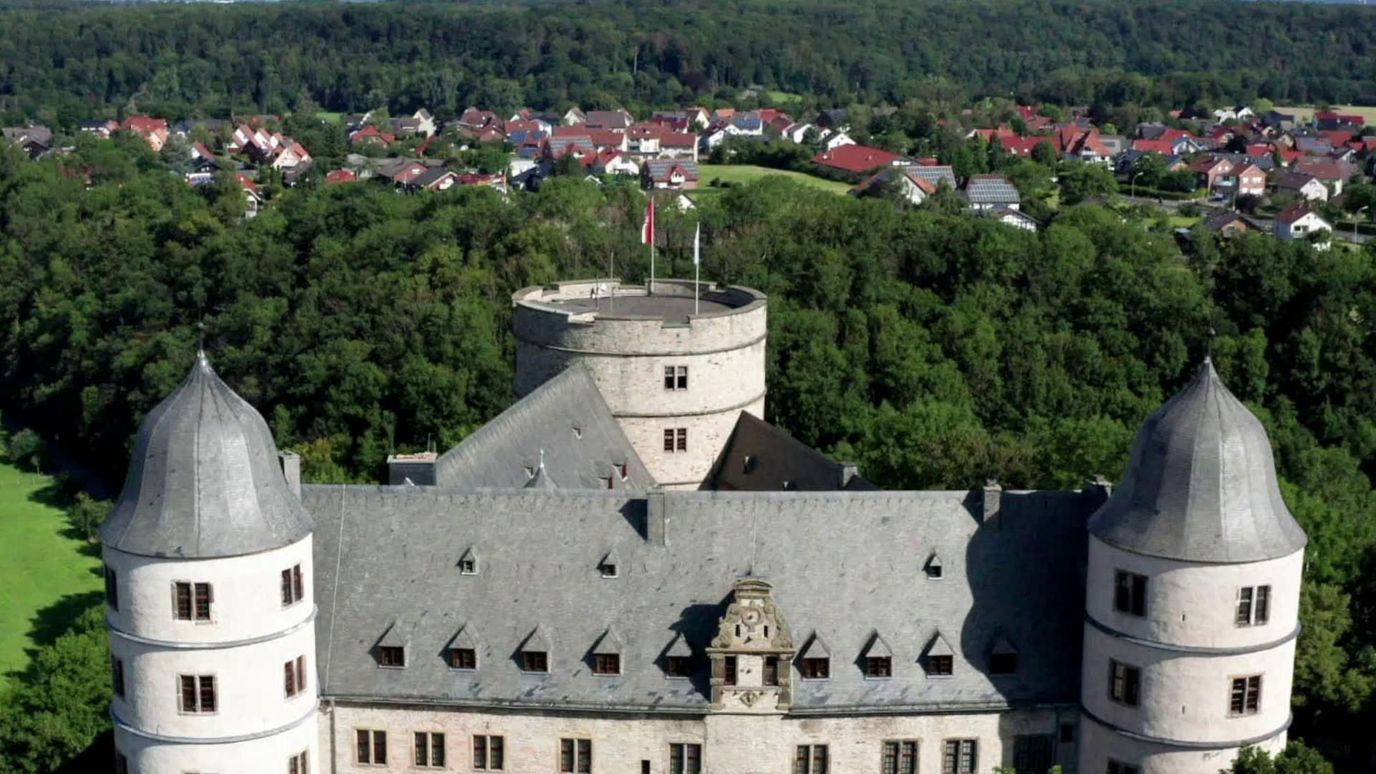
left=693, top=222, right=701, bottom=266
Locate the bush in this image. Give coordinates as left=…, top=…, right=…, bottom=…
left=7, top=429, right=44, bottom=472
left=1179, top=202, right=1202, bottom=218
left=65, top=493, right=111, bottom=543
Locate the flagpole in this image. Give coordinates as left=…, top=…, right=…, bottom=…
left=693, top=222, right=701, bottom=315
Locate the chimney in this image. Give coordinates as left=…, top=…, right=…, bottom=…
left=981, top=479, right=1002, bottom=523
left=646, top=488, right=667, bottom=546
left=386, top=451, right=437, bottom=486
left=837, top=461, right=859, bottom=489
left=278, top=451, right=302, bottom=497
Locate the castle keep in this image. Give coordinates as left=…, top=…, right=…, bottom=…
left=101, top=280, right=1305, bottom=774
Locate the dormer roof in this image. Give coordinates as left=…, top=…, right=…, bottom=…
left=100, top=351, right=313, bottom=558
left=925, top=631, right=954, bottom=658
left=861, top=632, right=892, bottom=659
left=521, top=626, right=551, bottom=653
left=1089, top=359, right=1307, bottom=563
left=798, top=633, right=832, bottom=660
left=591, top=627, right=624, bottom=656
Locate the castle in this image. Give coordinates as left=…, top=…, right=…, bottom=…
left=100, top=279, right=1306, bottom=774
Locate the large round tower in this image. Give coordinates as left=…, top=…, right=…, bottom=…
left=100, top=353, right=318, bottom=773
left=513, top=279, right=767, bottom=489
left=1079, top=359, right=1307, bottom=774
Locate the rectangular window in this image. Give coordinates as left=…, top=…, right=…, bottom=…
left=1013, top=735, right=1054, bottom=774
left=666, top=655, right=693, bottom=677
left=1110, top=660, right=1141, bottom=707
left=105, top=565, right=119, bottom=610
left=664, top=429, right=674, bottom=452
left=179, top=674, right=217, bottom=713
left=882, top=740, right=918, bottom=774
left=281, top=565, right=304, bottom=606
left=801, top=657, right=830, bottom=679
left=474, top=735, right=504, bottom=770
left=723, top=655, right=737, bottom=685
left=450, top=647, right=477, bottom=670
left=174, top=581, right=212, bottom=621
left=866, top=656, right=893, bottom=677
left=763, top=656, right=779, bottom=686
left=593, top=653, right=621, bottom=675
left=560, top=738, right=592, bottom=773
left=284, top=656, right=307, bottom=697
left=356, top=729, right=387, bottom=765
left=1114, top=571, right=1147, bottom=617
left=112, top=657, right=125, bottom=698
left=663, top=428, right=689, bottom=452
left=1107, top=761, right=1141, bottom=774
left=942, top=740, right=977, bottom=774
left=676, top=428, right=687, bottom=451
left=522, top=651, right=548, bottom=673
left=669, top=743, right=702, bottom=774
left=288, top=750, right=309, bottom=774
left=927, top=655, right=953, bottom=676
left=377, top=646, right=405, bottom=668
left=1236, top=585, right=1272, bottom=626
left=664, top=365, right=689, bottom=390
left=1230, top=675, right=1262, bottom=715
left=415, top=731, right=445, bottom=768
left=793, top=744, right=829, bottom=774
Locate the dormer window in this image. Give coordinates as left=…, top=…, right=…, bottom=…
left=664, top=633, right=694, bottom=677
left=522, top=651, right=548, bottom=673
left=599, top=550, right=619, bottom=578
left=600, top=562, right=618, bottom=578
left=378, top=646, right=405, bottom=668
left=989, top=635, right=1018, bottom=675
left=924, top=553, right=943, bottom=580
left=924, top=631, right=955, bottom=677
left=862, top=633, right=894, bottom=678
left=797, top=633, right=832, bottom=680
left=458, top=548, right=478, bottom=576
left=593, top=653, right=620, bottom=675
left=449, top=647, right=477, bottom=669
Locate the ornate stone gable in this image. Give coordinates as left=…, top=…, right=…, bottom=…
left=707, top=577, right=796, bottom=712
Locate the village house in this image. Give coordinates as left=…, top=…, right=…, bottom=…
left=1274, top=201, right=1332, bottom=247
left=1229, top=163, right=1267, bottom=197
left=963, top=174, right=1021, bottom=211
left=850, top=167, right=939, bottom=206
left=2, top=124, right=53, bottom=159
left=1272, top=171, right=1330, bottom=202
left=121, top=115, right=170, bottom=151
left=1201, top=209, right=1261, bottom=238
left=642, top=159, right=701, bottom=190
left=813, top=144, right=906, bottom=178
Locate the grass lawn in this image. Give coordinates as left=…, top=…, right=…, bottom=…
left=0, top=462, right=101, bottom=683
left=1168, top=215, right=1201, bottom=229
left=696, top=164, right=853, bottom=196
left=1274, top=104, right=1376, bottom=124
left=317, top=111, right=345, bottom=124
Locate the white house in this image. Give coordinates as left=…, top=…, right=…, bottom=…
left=1274, top=202, right=1332, bottom=248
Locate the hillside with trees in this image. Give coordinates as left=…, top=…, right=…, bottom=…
left=1, top=0, right=1375, bottom=127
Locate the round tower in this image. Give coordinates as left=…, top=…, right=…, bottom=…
left=1079, top=359, right=1307, bottom=774
left=100, top=353, right=318, bottom=773
left=512, top=279, right=767, bottom=489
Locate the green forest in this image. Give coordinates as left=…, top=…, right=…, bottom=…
left=2, top=127, right=1376, bottom=767
left=1, top=0, right=1375, bottom=126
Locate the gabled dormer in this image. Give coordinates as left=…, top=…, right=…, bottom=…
left=707, top=577, right=795, bottom=712
left=923, top=630, right=955, bottom=677
left=861, top=632, right=893, bottom=678
left=663, top=632, right=694, bottom=678
left=797, top=632, right=831, bottom=679
left=457, top=547, right=479, bottom=576
left=589, top=626, right=624, bottom=675
left=374, top=621, right=409, bottom=668
left=518, top=626, right=551, bottom=673
left=989, top=633, right=1018, bottom=676
left=446, top=625, right=479, bottom=671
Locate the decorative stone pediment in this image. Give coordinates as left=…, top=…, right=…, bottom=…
left=710, top=577, right=794, bottom=652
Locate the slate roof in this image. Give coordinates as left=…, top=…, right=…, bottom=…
left=101, top=352, right=314, bottom=558
left=706, top=412, right=876, bottom=491
left=1089, top=359, right=1306, bottom=563
left=309, top=485, right=1097, bottom=713
left=433, top=364, right=654, bottom=491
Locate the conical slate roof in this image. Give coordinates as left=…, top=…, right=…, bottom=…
left=1089, top=359, right=1306, bottom=563
left=100, top=352, right=313, bottom=558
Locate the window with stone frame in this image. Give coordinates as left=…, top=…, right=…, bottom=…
left=669, top=743, right=702, bottom=774
left=522, top=650, right=549, bottom=673
left=1236, top=586, right=1271, bottom=627
left=800, top=657, right=830, bottom=679
left=284, top=655, right=307, bottom=698
left=664, top=365, right=689, bottom=390
left=281, top=564, right=304, bottom=607
left=414, top=731, right=445, bottom=768
left=663, top=428, right=688, bottom=452
left=174, top=581, right=213, bottom=621
left=474, top=735, right=505, bottom=770
left=865, top=656, right=893, bottom=678
left=356, top=729, right=387, bottom=765
left=1113, top=570, right=1148, bottom=617
left=941, top=739, right=977, bottom=774
left=723, top=655, right=738, bottom=685
left=593, top=653, right=621, bottom=675
left=763, top=655, right=780, bottom=686
left=1229, top=675, right=1262, bottom=716
left=559, top=738, right=593, bottom=773
left=1109, top=660, right=1141, bottom=706
left=926, top=654, right=954, bottom=676
left=882, top=740, right=918, bottom=774
left=288, top=750, right=309, bottom=774
left=794, top=744, right=829, bottom=774
left=178, top=674, right=216, bottom=713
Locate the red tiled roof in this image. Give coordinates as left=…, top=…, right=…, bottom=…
left=325, top=168, right=358, bottom=184
left=813, top=144, right=905, bottom=173
left=1131, top=139, right=1175, bottom=155
left=1276, top=201, right=1315, bottom=225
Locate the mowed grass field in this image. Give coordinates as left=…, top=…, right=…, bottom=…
left=0, top=462, right=101, bottom=682
left=1274, top=105, right=1376, bottom=124
left=696, top=164, right=853, bottom=195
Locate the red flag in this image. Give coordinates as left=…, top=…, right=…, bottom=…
left=641, top=198, right=655, bottom=245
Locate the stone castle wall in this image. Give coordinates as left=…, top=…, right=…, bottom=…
left=512, top=280, right=767, bottom=489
